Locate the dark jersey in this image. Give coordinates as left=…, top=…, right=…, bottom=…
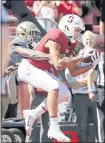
left=4, top=36, right=29, bottom=75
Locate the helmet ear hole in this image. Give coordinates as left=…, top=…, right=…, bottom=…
left=65, top=25, right=69, bottom=31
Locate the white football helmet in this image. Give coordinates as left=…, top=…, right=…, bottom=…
left=16, top=21, right=41, bottom=48
left=58, top=14, right=85, bottom=43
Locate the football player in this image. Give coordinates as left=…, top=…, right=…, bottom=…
left=4, top=21, right=50, bottom=76
left=66, top=30, right=104, bottom=142
left=17, top=14, right=87, bottom=142
left=24, top=29, right=102, bottom=142
left=2, top=21, right=50, bottom=122
left=87, top=48, right=104, bottom=142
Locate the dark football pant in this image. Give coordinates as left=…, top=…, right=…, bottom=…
left=97, top=87, right=105, bottom=142
left=73, top=94, right=99, bottom=142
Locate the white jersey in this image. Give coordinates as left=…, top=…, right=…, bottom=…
left=93, top=50, right=105, bottom=86
left=65, top=48, right=96, bottom=94
left=65, top=63, right=96, bottom=94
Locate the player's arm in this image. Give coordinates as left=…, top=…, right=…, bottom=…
left=69, top=65, right=92, bottom=77
left=69, top=78, right=87, bottom=89
left=46, top=40, right=83, bottom=70
left=68, top=50, right=99, bottom=77
left=62, top=54, right=93, bottom=71
left=87, top=68, right=97, bottom=93
left=11, top=45, right=50, bottom=60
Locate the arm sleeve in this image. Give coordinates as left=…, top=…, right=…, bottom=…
left=10, top=36, right=29, bottom=53
left=48, top=29, right=69, bottom=53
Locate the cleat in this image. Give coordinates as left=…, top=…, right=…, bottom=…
left=48, top=124, right=71, bottom=142
left=23, top=110, right=38, bottom=136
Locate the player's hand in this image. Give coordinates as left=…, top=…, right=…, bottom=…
left=88, top=92, right=96, bottom=101
left=91, top=50, right=104, bottom=68
left=79, top=49, right=94, bottom=62
left=81, top=48, right=94, bottom=57
left=62, top=57, right=71, bottom=60
left=80, top=54, right=93, bottom=63
left=48, top=59, right=53, bottom=65
left=81, top=49, right=104, bottom=65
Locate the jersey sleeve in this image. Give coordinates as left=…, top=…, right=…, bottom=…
left=10, top=36, right=29, bottom=53
left=6, top=36, right=28, bottom=72
left=47, top=29, right=69, bottom=53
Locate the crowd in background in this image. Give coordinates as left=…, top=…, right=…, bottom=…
left=24, top=0, right=104, bottom=33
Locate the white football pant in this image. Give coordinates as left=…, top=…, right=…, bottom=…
left=18, top=59, right=71, bottom=104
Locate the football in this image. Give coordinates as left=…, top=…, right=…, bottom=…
left=82, top=55, right=93, bottom=63
left=82, top=48, right=104, bottom=63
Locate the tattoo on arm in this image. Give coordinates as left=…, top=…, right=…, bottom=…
left=30, top=50, right=50, bottom=61
left=11, top=46, right=50, bottom=61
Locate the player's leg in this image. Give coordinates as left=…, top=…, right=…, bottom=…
left=40, top=112, right=50, bottom=142
left=25, top=93, right=44, bottom=142
left=23, top=87, right=71, bottom=140
left=18, top=59, right=71, bottom=142
left=26, top=93, right=51, bottom=142
left=22, top=73, right=71, bottom=131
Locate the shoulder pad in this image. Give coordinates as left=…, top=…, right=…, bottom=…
left=10, top=36, right=29, bottom=49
